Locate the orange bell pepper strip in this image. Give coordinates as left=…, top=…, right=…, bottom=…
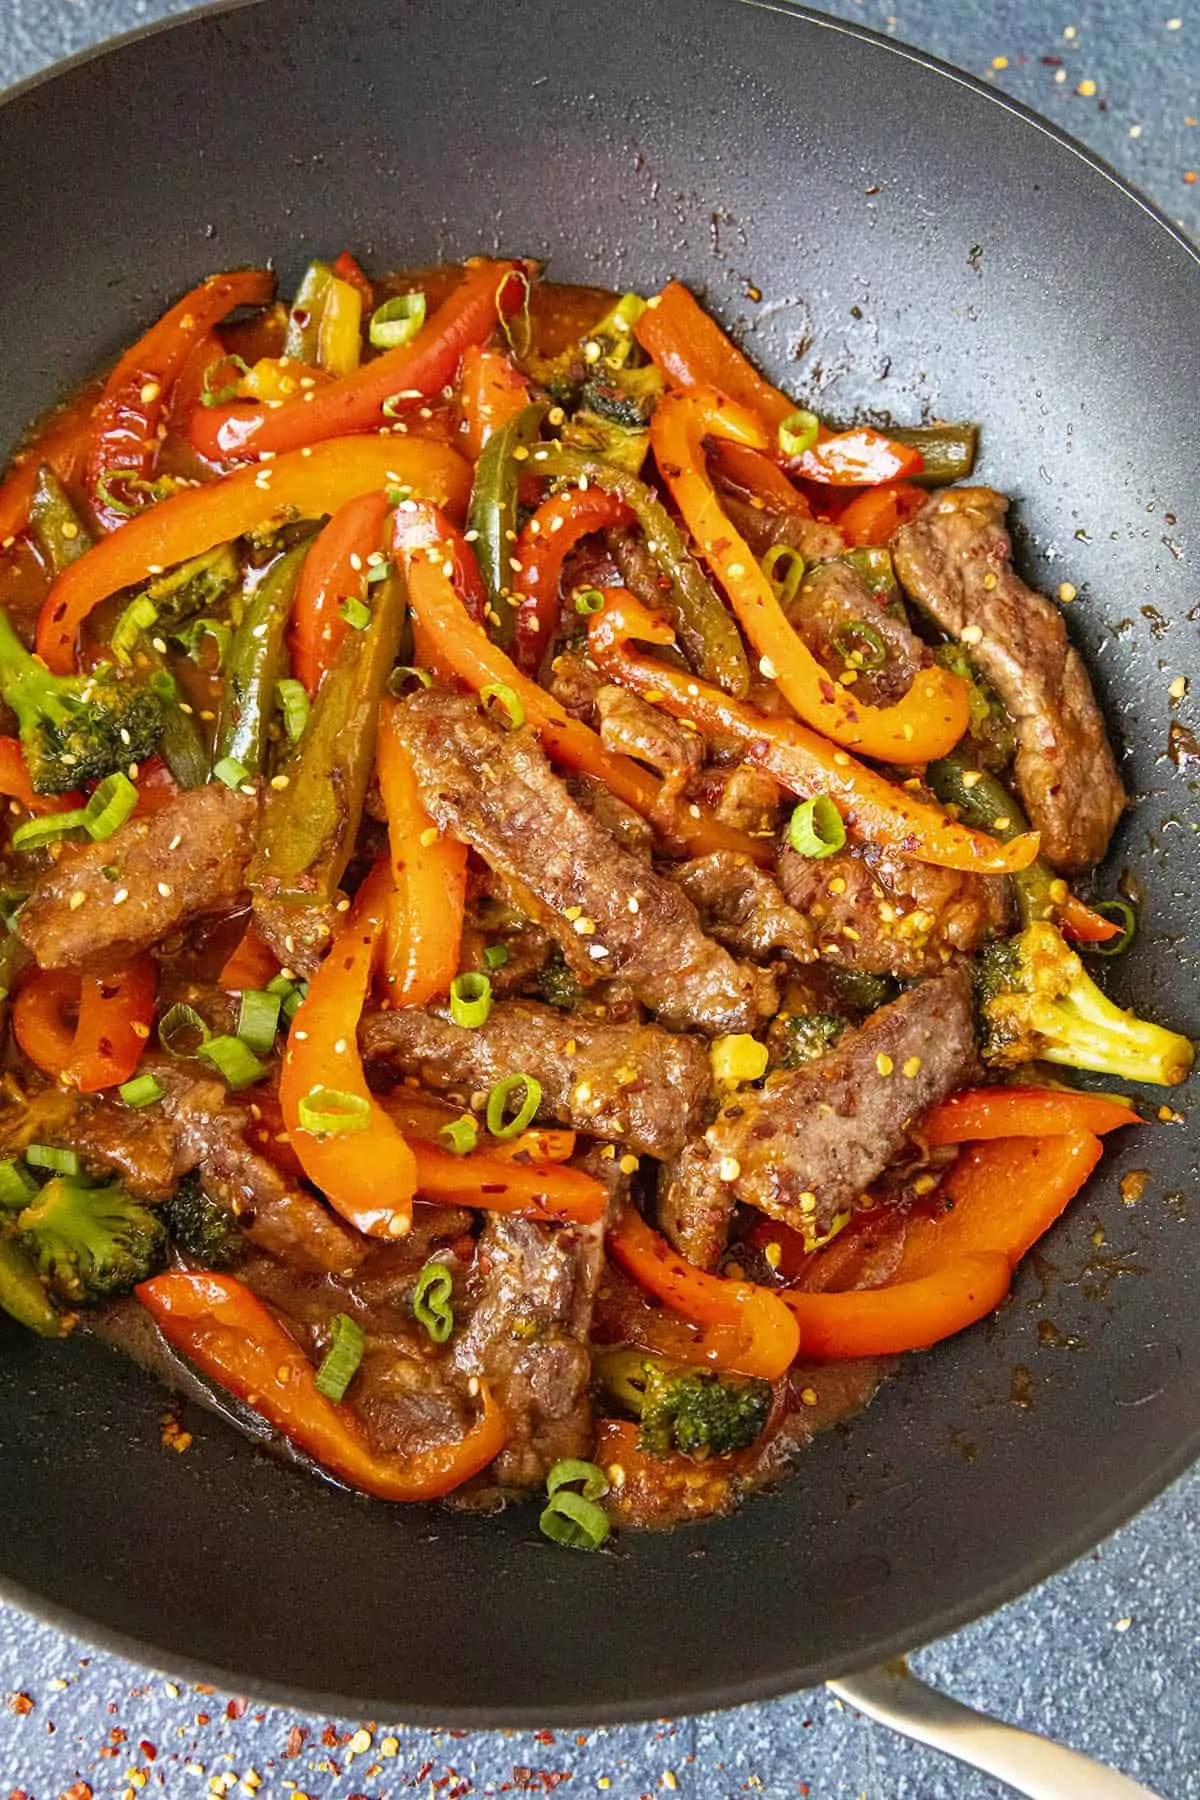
left=391, top=502, right=772, bottom=868
left=0, top=736, right=81, bottom=816
left=460, top=346, right=532, bottom=462
left=35, top=434, right=471, bottom=674
left=708, top=439, right=817, bottom=515
left=902, top=1130, right=1105, bottom=1275
left=780, top=1254, right=1012, bottom=1360
left=837, top=482, right=929, bottom=547
left=288, top=490, right=391, bottom=698
left=587, top=591, right=1039, bottom=876
left=606, top=1205, right=800, bottom=1381
left=410, top=1140, right=607, bottom=1225
left=86, top=270, right=275, bottom=531
left=376, top=699, right=468, bottom=1006
left=650, top=388, right=969, bottom=764
left=137, top=1270, right=506, bottom=1500
left=788, top=431, right=925, bottom=488
left=921, top=1085, right=1138, bottom=1146
left=635, top=281, right=796, bottom=430
left=0, top=383, right=101, bottom=550
left=1059, top=892, right=1124, bottom=944
left=279, top=860, right=417, bottom=1239
left=218, top=923, right=281, bottom=992
left=491, top=1127, right=576, bottom=1164
left=513, top=485, right=633, bottom=673
left=13, top=955, right=157, bottom=1092
left=190, top=258, right=527, bottom=463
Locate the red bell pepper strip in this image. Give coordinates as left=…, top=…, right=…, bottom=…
left=587, top=590, right=1040, bottom=876
left=392, top=502, right=772, bottom=867
left=708, top=439, right=817, bottom=516
left=130, top=756, right=180, bottom=817
left=279, top=860, right=418, bottom=1239
left=190, top=259, right=527, bottom=463
left=410, top=1140, right=607, bottom=1225
left=218, top=923, right=281, bottom=992
left=377, top=699, right=468, bottom=1006
left=1059, top=892, right=1124, bottom=944
left=780, top=1254, right=1012, bottom=1360
left=837, top=482, right=929, bottom=546
left=288, top=490, right=391, bottom=698
left=513, top=486, right=633, bottom=673
left=650, top=388, right=969, bottom=764
left=635, top=281, right=796, bottom=430
left=0, top=385, right=98, bottom=550
left=921, top=1086, right=1138, bottom=1146
left=36, top=434, right=471, bottom=674
left=460, top=346, right=532, bottom=462
left=86, top=270, right=275, bottom=531
left=902, top=1130, right=1105, bottom=1275
left=12, top=955, right=156, bottom=1092
left=137, top=1270, right=506, bottom=1500
left=0, top=736, right=82, bottom=816
left=788, top=431, right=925, bottom=488
left=606, top=1205, right=800, bottom=1381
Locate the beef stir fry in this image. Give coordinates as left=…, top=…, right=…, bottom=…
left=0, top=254, right=1191, bottom=1542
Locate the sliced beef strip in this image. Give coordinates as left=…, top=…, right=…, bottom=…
left=892, top=487, right=1126, bottom=871
left=777, top=836, right=1008, bottom=979
left=702, top=764, right=786, bottom=838
left=566, top=773, right=655, bottom=861
left=396, top=687, right=776, bottom=1036
left=672, top=852, right=815, bottom=964
left=361, top=998, right=709, bottom=1161
left=547, top=648, right=603, bottom=723
left=17, top=784, right=257, bottom=972
left=715, top=490, right=845, bottom=565
left=659, top=967, right=977, bottom=1264
left=596, top=683, right=702, bottom=787
left=252, top=893, right=342, bottom=980
left=789, top=558, right=926, bottom=709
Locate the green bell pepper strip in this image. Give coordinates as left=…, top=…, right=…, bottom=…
left=466, top=401, right=548, bottom=646
left=248, top=566, right=407, bottom=910
left=140, top=542, right=242, bottom=633
left=885, top=425, right=979, bottom=488
left=213, top=540, right=311, bottom=775
left=148, top=669, right=211, bottom=789
left=530, top=442, right=751, bottom=697
left=283, top=260, right=334, bottom=365
left=0, top=1237, right=66, bottom=1337
left=927, top=750, right=1056, bottom=926
left=29, top=466, right=92, bottom=576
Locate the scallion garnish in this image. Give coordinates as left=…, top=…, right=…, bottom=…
left=788, top=794, right=846, bottom=860
left=438, top=1115, right=478, bottom=1157
left=546, top=1458, right=610, bottom=1502
left=480, top=681, right=525, bottom=731
left=83, top=772, right=139, bottom=842
left=760, top=543, right=806, bottom=608
left=366, top=559, right=395, bottom=586
left=174, top=616, right=232, bottom=672
left=483, top=943, right=510, bottom=970
left=236, top=988, right=283, bottom=1055
left=118, top=1073, right=165, bottom=1109
left=275, top=678, right=311, bottom=745
left=11, top=810, right=90, bottom=853
left=213, top=756, right=252, bottom=790
left=0, top=1159, right=37, bottom=1209
left=498, top=268, right=532, bottom=360
left=369, top=291, right=427, bottom=350
left=777, top=409, right=820, bottom=459
left=110, top=595, right=159, bottom=665
left=539, top=1458, right=611, bottom=1551
left=281, top=982, right=307, bottom=1023
left=340, top=595, right=372, bottom=631
left=158, top=1001, right=211, bottom=1059
left=297, top=1086, right=371, bottom=1135
left=24, top=1144, right=79, bottom=1176
left=573, top=588, right=605, bottom=616
left=200, top=354, right=251, bottom=407
left=832, top=619, right=888, bottom=672
left=314, top=1312, right=365, bottom=1401
left=412, top=1260, right=455, bottom=1344
left=386, top=665, right=432, bottom=697
left=448, top=971, right=492, bottom=1030
left=486, top=1072, right=542, bottom=1140
left=196, top=1034, right=268, bottom=1091
left=1090, top=899, right=1138, bottom=957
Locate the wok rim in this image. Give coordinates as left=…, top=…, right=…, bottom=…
left=0, top=0, right=1197, bottom=1723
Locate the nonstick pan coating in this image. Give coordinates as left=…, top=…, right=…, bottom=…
left=0, top=0, right=1197, bottom=1724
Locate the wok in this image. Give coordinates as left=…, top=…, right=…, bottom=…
left=0, top=0, right=1197, bottom=1725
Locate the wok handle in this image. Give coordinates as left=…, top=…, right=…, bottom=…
left=829, top=1662, right=1163, bottom=1800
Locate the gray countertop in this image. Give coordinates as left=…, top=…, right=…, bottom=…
left=1, top=2, right=1198, bottom=1795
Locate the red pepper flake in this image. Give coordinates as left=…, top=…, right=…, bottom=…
left=283, top=1725, right=308, bottom=1758
left=533, top=1730, right=556, bottom=1745
left=8, top=1791, right=34, bottom=1799
left=60, top=1787, right=92, bottom=1800
left=194, top=1683, right=216, bottom=1695
left=511, top=1772, right=572, bottom=1793
left=139, top=1742, right=158, bottom=1761
left=226, top=1696, right=248, bottom=1720
left=109, top=1727, right=128, bottom=1745
left=6, top=1693, right=34, bottom=1716
left=321, top=1723, right=340, bottom=1747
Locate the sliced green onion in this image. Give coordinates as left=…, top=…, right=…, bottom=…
left=760, top=543, right=806, bottom=608
left=1089, top=899, right=1138, bottom=957
left=0, top=1159, right=37, bottom=1210
left=412, top=1260, right=455, bottom=1344
left=200, top=354, right=251, bottom=407
left=340, top=595, right=372, bottom=631
left=0, top=888, right=29, bottom=931
left=275, top=678, right=311, bottom=745
left=266, top=972, right=296, bottom=996
left=832, top=619, right=887, bottom=672
left=539, top=1489, right=610, bottom=1551
left=573, top=587, right=605, bottom=616
left=236, top=988, right=282, bottom=1054
left=158, top=1002, right=211, bottom=1059
left=196, top=1034, right=267, bottom=1090
left=498, top=268, right=532, bottom=360
left=778, top=409, right=820, bottom=459
left=24, top=1144, right=79, bottom=1176
left=314, top=1312, right=365, bottom=1401
left=788, top=795, right=846, bottom=860
left=438, top=1115, right=479, bottom=1157
left=281, top=982, right=307, bottom=1023
left=174, top=617, right=233, bottom=671
left=483, top=943, right=510, bottom=970
left=369, top=291, right=427, bottom=350
left=83, top=772, right=138, bottom=842
left=213, top=756, right=252, bottom=790
left=486, top=1072, right=542, bottom=1139
left=93, top=469, right=144, bottom=518
left=480, top=681, right=525, bottom=731
left=366, top=558, right=395, bottom=586
left=386, top=665, right=433, bottom=697
left=449, top=971, right=492, bottom=1030
left=546, top=1457, right=610, bottom=1502
left=118, top=1073, right=165, bottom=1109
left=297, top=1086, right=371, bottom=1135
left=111, top=595, right=159, bottom=664
left=11, top=810, right=90, bottom=852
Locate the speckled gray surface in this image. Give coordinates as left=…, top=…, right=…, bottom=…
left=1, top=1, right=1199, bottom=1795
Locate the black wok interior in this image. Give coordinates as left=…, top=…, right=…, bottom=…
left=0, top=0, right=1197, bottom=1723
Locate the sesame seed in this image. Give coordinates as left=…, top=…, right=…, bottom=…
left=758, top=655, right=779, bottom=679
left=993, top=816, right=1012, bottom=832
left=961, top=770, right=983, bottom=788
left=1048, top=879, right=1069, bottom=904
left=718, top=1156, right=741, bottom=1182
left=588, top=943, right=610, bottom=959
left=1077, top=78, right=1097, bottom=97
left=572, top=916, right=596, bottom=935
left=875, top=1052, right=894, bottom=1076
left=419, top=825, right=439, bottom=848
left=139, top=380, right=162, bottom=405
left=619, top=1154, right=639, bottom=1175
left=800, top=1386, right=819, bottom=1407
left=798, top=1192, right=817, bottom=1213
left=1170, top=675, right=1188, bottom=701
left=270, top=774, right=290, bottom=790
left=627, top=895, right=640, bottom=913
left=113, top=888, right=129, bottom=905
left=68, top=890, right=86, bottom=911
left=960, top=624, right=984, bottom=645
left=902, top=1056, right=922, bottom=1078
left=763, top=1240, right=782, bottom=1269
left=157, top=882, right=172, bottom=898
left=1058, top=581, right=1078, bottom=603
left=913, top=1173, right=938, bottom=1195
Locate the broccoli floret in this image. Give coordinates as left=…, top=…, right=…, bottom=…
left=831, top=968, right=898, bottom=1016
left=770, top=1011, right=846, bottom=1069
left=161, top=1173, right=246, bottom=1269
left=934, top=643, right=1016, bottom=771
left=18, top=1175, right=166, bottom=1304
left=537, top=946, right=583, bottom=1012
left=596, top=1348, right=772, bottom=1461
left=975, top=921, right=1194, bottom=1088
left=0, top=609, right=163, bottom=795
